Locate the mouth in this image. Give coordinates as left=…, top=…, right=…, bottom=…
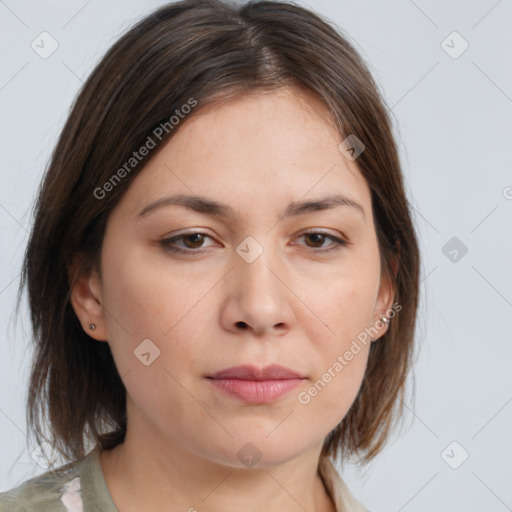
left=206, top=364, right=306, bottom=404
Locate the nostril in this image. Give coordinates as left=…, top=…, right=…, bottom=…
left=236, top=321, right=248, bottom=329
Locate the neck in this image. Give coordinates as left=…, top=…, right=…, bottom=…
left=100, top=429, right=336, bottom=512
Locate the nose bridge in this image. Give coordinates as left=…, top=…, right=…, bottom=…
left=228, top=235, right=292, bottom=333
left=234, top=235, right=284, bottom=298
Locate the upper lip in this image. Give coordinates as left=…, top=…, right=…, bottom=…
left=208, top=364, right=305, bottom=380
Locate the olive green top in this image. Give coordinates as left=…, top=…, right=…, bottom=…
left=0, top=446, right=370, bottom=512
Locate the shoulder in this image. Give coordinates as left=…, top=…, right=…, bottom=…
left=0, top=461, right=83, bottom=512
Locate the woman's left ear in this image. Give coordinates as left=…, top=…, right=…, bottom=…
left=373, top=256, right=398, bottom=340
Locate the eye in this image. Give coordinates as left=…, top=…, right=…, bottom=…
left=159, top=230, right=348, bottom=255
left=160, top=231, right=216, bottom=254
left=295, top=231, right=348, bottom=252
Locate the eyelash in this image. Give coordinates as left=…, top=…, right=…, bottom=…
left=159, top=230, right=348, bottom=255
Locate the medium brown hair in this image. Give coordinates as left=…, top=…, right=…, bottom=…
left=17, top=0, right=420, bottom=468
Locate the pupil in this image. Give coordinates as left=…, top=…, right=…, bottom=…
left=186, top=233, right=203, bottom=248
left=308, top=233, right=323, bottom=246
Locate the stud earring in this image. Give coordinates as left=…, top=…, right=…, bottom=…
left=379, top=315, right=389, bottom=324
left=89, top=323, right=96, bottom=331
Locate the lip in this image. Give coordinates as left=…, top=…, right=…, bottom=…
left=207, top=365, right=306, bottom=404
left=209, top=378, right=303, bottom=403
left=208, top=364, right=305, bottom=380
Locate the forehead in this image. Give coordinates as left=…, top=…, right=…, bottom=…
left=116, top=88, right=371, bottom=222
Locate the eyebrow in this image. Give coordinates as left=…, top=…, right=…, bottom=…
left=137, top=193, right=366, bottom=222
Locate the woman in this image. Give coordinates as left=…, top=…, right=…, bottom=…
left=0, top=0, right=420, bottom=510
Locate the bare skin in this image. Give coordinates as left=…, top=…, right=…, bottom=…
left=70, top=86, right=393, bottom=512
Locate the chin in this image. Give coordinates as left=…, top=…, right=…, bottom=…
left=203, top=436, right=308, bottom=470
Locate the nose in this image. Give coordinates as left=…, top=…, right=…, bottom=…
left=220, top=247, right=295, bottom=338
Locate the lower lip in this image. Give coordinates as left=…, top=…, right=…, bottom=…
left=208, top=378, right=304, bottom=403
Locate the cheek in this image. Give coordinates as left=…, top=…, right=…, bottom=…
left=99, top=243, right=215, bottom=380
left=296, top=271, right=376, bottom=422
left=313, top=282, right=373, bottom=383
left=295, top=345, right=370, bottom=444
left=310, top=276, right=377, bottom=351
left=297, top=325, right=371, bottom=432
left=98, top=257, right=208, bottom=430
left=322, top=247, right=381, bottom=339
left=101, top=241, right=197, bottom=338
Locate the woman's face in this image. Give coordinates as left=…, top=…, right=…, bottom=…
left=77, top=87, right=393, bottom=467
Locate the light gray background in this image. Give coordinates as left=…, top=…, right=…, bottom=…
left=1, top=1, right=511, bottom=510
